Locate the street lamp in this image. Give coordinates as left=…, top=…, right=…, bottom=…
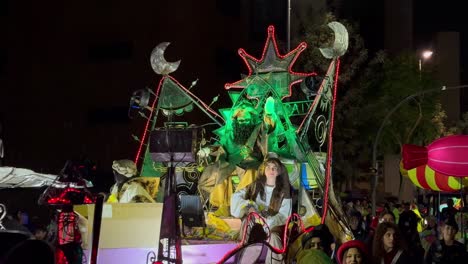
left=370, top=84, right=468, bottom=216
left=419, top=50, right=434, bottom=75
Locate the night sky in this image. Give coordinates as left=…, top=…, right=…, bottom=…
left=413, top=0, right=468, bottom=95
left=1, top=0, right=467, bottom=191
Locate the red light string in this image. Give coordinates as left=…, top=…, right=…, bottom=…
left=272, top=213, right=302, bottom=254
left=216, top=213, right=308, bottom=263
left=225, top=25, right=316, bottom=99
left=237, top=26, right=309, bottom=76
left=321, top=58, right=341, bottom=224
left=134, top=76, right=166, bottom=166
left=216, top=212, right=267, bottom=264
left=241, top=212, right=271, bottom=244
left=47, top=187, right=94, bottom=205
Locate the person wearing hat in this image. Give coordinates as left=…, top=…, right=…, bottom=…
left=337, top=240, right=368, bottom=264
left=424, top=217, right=467, bottom=264
left=107, top=159, right=155, bottom=203
left=286, top=224, right=335, bottom=263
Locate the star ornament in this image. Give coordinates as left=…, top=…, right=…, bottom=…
left=225, top=25, right=317, bottom=99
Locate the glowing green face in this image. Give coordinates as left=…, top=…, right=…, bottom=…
left=236, top=111, right=253, bottom=125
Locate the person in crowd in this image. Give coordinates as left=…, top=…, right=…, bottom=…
left=33, top=225, right=48, bottom=240
left=2, top=208, right=32, bottom=236
left=372, top=222, right=412, bottom=264
left=301, top=224, right=335, bottom=256
left=349, top=210, right=367, bottom=241
left=361, top=199, right=370, bottom=215
left=337, top=240, right=368, bottom=264
left=398, top=202, right=424, bottom=262
left=364, top=209, right=394, bottom=254
left=384, top=203, right=392, bottom=213
left=344, top=200, right=355, bottom=217
left=354, top=200, right=363, bottom=213
left=16, top=210, right=28, bottom=224
left=286, top=223, right=335, bottom=264
left=392, top=203, right=403, bottom=224
left=379, top=210, right=396, bottom=224
left=419, top=215, right=437, bottom=256
left=425, top=217, right=467, bottom=264
left=30, top=215, right=44, bottom=231
left=358, top=199, right=371, bottom=228
left=107, top=159, right=156, bottom=203
left=296, top=248, right=333, bottom=264
left=231, top=157, right=292, bottom=264
left=441, top=198, right=458, bottom=222
left=398, top=203, right=419, bottom=233
left=2, top=239, right=55, bottom=264
left=454, top=207, right=468, bottom=243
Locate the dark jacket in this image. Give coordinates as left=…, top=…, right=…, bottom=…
left=425, top=239, right=467, bottom=264
left=376, top=249, right=412, bottom=264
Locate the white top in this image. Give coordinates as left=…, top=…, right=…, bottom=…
left=231, top=185, right=292, bottom=228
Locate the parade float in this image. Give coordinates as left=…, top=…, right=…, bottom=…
left=76, top=22, right=353, bottom=264
left=402, top=135, right=468, bottom=248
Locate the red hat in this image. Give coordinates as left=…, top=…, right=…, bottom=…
left=337, top=240, right=368, bottom=264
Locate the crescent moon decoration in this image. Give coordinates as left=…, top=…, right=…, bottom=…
left=319, top=21, right=349, bottom=59
left=150, top=42, right=181, bottom=75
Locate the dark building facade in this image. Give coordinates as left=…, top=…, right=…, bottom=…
left=1, top=1, right=253, bottom=178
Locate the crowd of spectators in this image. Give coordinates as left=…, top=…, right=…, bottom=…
left=1, top=207, right=56, bottom=264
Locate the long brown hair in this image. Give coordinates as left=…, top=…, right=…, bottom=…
left=372, top=222, right=406, bottom=258
left=246, top=157, right=291, bottom=204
